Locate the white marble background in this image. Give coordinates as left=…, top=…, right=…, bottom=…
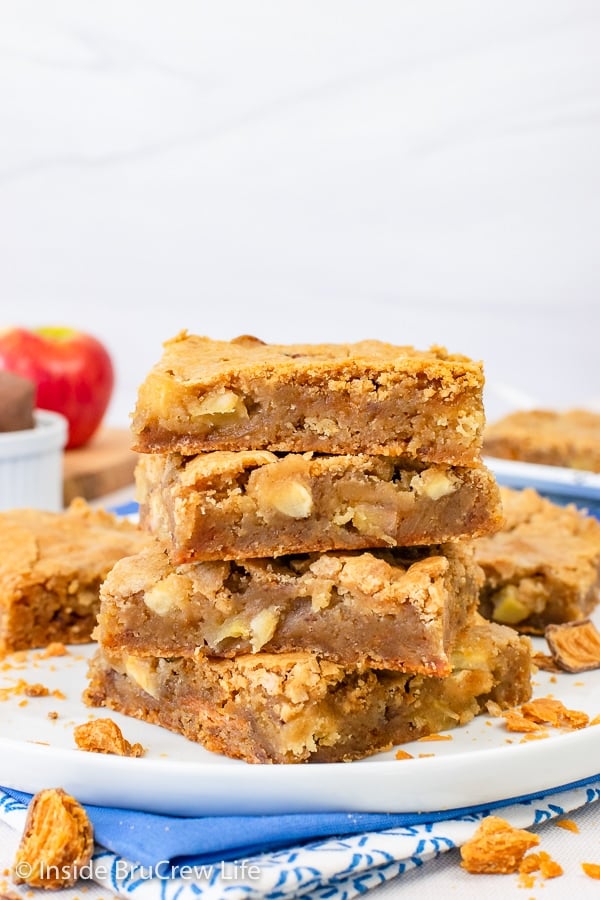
left=0, top=0, right=599, bottom=427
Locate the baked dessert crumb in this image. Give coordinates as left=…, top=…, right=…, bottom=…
left=501, top=696, right=590, bottom=732
left=531, top=651, right=562, bottom=673
left=395, top=749, right=414, bottom=760
left=582, top=862, right=600, bottom=879
left=38, top=642, right=68, bottom=659
left=23, top=683, right=49, bottom=698
left=518, top=850, right=563, bottom=886
left=74, top=717, right=145, bottom=757
left=460, top=815, right=540, bottom=874
left=555, top=818, right=579, bottom=833
left=12, top=788, right=93, bottom=889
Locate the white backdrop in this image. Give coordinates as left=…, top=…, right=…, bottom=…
left=0, top=0, right=598, bottom=428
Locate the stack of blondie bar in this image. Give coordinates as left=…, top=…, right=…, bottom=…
left=85, top=333, right=532, bottom=763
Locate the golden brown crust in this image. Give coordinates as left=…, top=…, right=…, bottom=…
left=12, top=788, right=94, bottom=889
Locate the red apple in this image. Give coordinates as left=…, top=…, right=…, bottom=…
left=0, top=326, right=114, bottom=449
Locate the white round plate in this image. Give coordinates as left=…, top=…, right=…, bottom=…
left=0, top=629, right=599, bottom=817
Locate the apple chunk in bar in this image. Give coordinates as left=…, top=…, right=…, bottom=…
left=474, top=487, right=600, bottom=634
left=0, top=500, right=152, bottom=655
left=85, top=615, right=532, bottom=764
left=136, top=450, right=502, bottom=563
left=95, top=540, right=482, bottom=675
left=131, top=333, right=486, bottom=464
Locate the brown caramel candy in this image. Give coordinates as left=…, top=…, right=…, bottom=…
left=545, top=619, right=600, bottom=672
left=12, top=788, right=94, bottom=888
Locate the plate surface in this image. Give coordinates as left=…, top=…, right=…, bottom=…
left=0, top=630, right=599, bottom=817
left=2, top=474, right=600, bottom=818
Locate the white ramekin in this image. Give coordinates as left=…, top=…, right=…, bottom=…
left=0, top=409, right=68, bottom=512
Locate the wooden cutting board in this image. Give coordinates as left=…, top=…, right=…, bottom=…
left=63, top=428, right=138, bottom=505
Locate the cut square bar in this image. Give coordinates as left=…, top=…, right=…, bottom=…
left=131, top=333, right=486, bottom=464
left=0, top=499, right=151, bottom=655
left=474, top=487, right=600, bottom=633
left=96, top=540, right=482, bottom=675
left=85, top=616, right=532, bottom=764
left=136, top=451, right=502, bottom=562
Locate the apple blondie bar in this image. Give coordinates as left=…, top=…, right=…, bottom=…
left=474, top=487, right=600, bottom=633
left=484, top=409, right=600, bottom=473
left=131, top=333, right=486, bottom=464
left=95, top=540, right=482, bottom=675
left=136, top=451, right=502, bottom=562
left=0, top=499, right=152, bottom=655
left=85, top=615, right=532, bottom=764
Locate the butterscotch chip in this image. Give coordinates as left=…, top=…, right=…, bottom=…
left=74, top=717, right=145, bottom=758
left=545, top=619, right=600, bottom=673
left=395, top=749, right=414, bottom=760
left=460, top=815, right=540, bottom=874
left=12, top=788, right=93, bottom=888
left=582, top=862, right=600, bottom=879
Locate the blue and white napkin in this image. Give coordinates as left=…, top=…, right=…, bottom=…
left=2, top=777, right=600, bottom=900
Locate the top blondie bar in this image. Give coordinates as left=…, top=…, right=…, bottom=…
left=131, top=333, right=486, bottom=463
